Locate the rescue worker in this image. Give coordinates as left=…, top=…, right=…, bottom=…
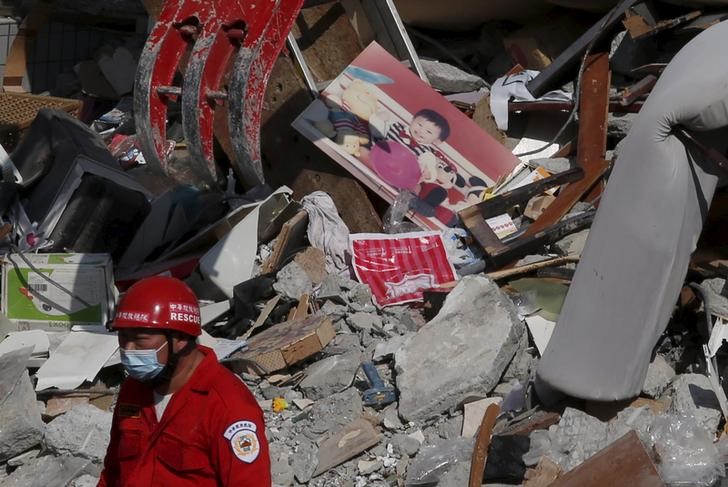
left=99, top=276, right=271, bottom=486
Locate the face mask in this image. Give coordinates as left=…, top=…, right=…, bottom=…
left=120, top=342, right=168, bottom=382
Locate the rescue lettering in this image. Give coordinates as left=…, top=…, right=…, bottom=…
left=169, top=312, right=201, bottom=324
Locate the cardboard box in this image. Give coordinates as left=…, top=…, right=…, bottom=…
left=2, top=253, right=114, bottom=331
left=234, top=315, right=335, bottom=374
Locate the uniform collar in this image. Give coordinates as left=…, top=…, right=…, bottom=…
left=187, top=345, right=218, bottom=394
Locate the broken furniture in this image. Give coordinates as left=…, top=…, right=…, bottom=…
left=462, top=52, right=611, bottom=269
left=9, top=109, right=151, bottom=259
left=537, top=20, right=728, bottom=401
left=458, top=167, right=590, bottom=268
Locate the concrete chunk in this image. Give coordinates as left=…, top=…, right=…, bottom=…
left=303, top=388, right=363, bottom=440
left=299, top=351, right=361, bottom=400
left=0, top=369, right=44, bottom=462
left=44, top=404, right=112, bottom=462
left=273, top=261, right=313, bottom=299
left=701, top=278, right=728, bottom=318
left=420, top=59, right=487, bottom=93
left=2, top=455, right=95, bottom=487
left=670, top=374, right=722, bottom=434
left=346, top=312, right=382, bottom=333
left=641, top=355, right=675, bottom=399
left=395, top=276, right=524, bottom=422
left=524, top=407, right=610, bottom=472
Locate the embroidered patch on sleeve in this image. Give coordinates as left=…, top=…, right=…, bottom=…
left=224, top=421, right=260, bottom=463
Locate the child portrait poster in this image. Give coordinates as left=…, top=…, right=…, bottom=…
left=292, top=42, right=520, bottom=231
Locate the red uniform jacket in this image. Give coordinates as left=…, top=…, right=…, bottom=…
left=98, top=346, right=271, bottom=487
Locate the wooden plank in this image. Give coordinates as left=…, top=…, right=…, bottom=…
left=241, top=295, right=282, bottom=341
left=486, top=256, right=580, bottom=281
left=526, top=0, right=638, bottom=98
left=551, top=431, right=665, bottom=487
left=292, top=294, right=310, bottom=320
left=491, top=211, right=595, bottom=267
left=313, top=418, right=381, bottom=477
left=459, top=206, right=509, bottom=256
left=509, top=100, right=643, bottom=114
left=261, top=210, right=309, bottom=273
left=522, top=53, right=610, bottom=238
left=469, top=403, right=500, bottom=487
left=498, top=411, right=561, bottom=437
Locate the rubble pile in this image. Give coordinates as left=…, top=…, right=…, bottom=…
left=1, top=0, right=728, bottom=486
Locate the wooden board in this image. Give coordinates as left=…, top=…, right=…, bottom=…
left=469, top=403, right=500, bottom=487
left=522, top=53, right=610, bottom=238
left=261, top=210, right=309, bottom=274
left=237, top=315, right=335, bottom=374
left=314, top=418, right=381, bottom=477
left=551, top=431, right=665, bottom=487
left=458, top=167, right=583, bottom=259
left=498, top=411, right=561, bottom=437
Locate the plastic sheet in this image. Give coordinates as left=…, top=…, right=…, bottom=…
left=442, top=227, right=479, bottom=268
left=383, top=191, right=420, bottom=234
left=649, top=413, right=724, bottom=486
left=406, top=438, right=474, bottom=486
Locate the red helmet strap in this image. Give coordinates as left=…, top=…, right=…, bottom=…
left=150, top=332, right=196, bottom=386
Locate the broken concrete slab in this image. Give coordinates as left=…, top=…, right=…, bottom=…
left=390, top=433, right=421, bottom=458
left=502, top=331, right=533, bottom=382
left=524, top=407, right=610, bottom=472
left=347, top=312, right=382, bottom=333
left=324, top=333, right=362, bottom=356
left=313, top=418, right=380, bottom=477
left=70, top=475, right=100, bottom=487
left=43, top=404, right=112, bottom=462
left=346, top=282, right=373, bottom=306
left=270, top=442, right=295, bottom=486
left=437, top=415, right=465, bottom=440
left=642, top=355, right=675, bottom=399
left=373, top=333, right=413, bottom=362
left=701, top=278, right=728, bottom=318
left=420, top=59, right=488, bottom=93
left=382, top=403, right=404, bottom=430
left=316, top=275, right=345, bottom=304
left=0, top=368, right=44, bottom=462
left=273, top=261, right=313, bottom=300
left=670, top=374, right=722, bottom=434
left=2, top=454, right=96, bottom=487
left=553, top=229, right=589, bottom=257
left=358, top=458, right=383, bottom=475
left=292, top=436, right=319, bottom=484
left=299, top=351, right=362, bottom=400
left=395, top=276, right=524, bottom=422
left=303, top=388, right=363, bottom=440
left=7, top=448, right=40, bottom=467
